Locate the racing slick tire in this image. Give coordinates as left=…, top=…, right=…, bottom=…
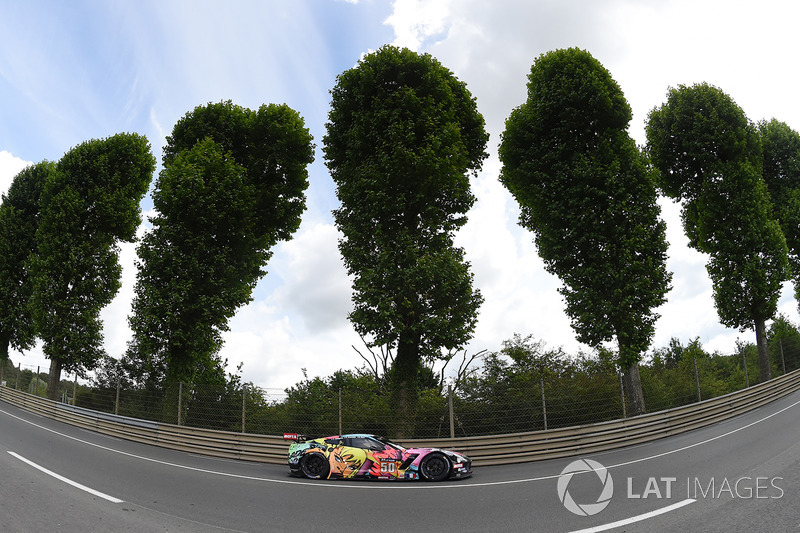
left=300, top=453, right=330, bottom=479
left=419, top=453, right=450, bottom=482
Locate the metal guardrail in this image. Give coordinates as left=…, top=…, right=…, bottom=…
left=2, top=367, right=799, bottom=467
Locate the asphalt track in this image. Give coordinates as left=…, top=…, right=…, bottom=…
left=1, top=389, right=799, bottom=532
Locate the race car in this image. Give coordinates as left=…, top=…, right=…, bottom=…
left=284, top=433, right=472, bottom=481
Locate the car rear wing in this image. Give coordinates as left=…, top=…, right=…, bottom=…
left=283, top=433, right=309, bottom=442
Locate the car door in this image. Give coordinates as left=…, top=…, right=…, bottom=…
left=361, top=437, right=402, bottom=478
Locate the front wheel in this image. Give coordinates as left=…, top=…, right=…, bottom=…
left=300, top=453, right=330, bottom=479
left=420, top=453, right=450, bottom=481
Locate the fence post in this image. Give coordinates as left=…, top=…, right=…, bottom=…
left=242, top=384, right=247, bottom=434
left=693, top=354, right=701, bottom=402
left=779, top=339, right=787, bottom=375
left=619, top=372, right=627, bottom=419
left=73, top=373, right=78, bottom=406
left=16, top=363, right=20, bottom=390
left=448, top=385, right=455, bottom=438
left=115, top=377, right=121, bottom=415
left=178, top=382, right=183, bottom=425
left=338, top=387, right=343, bottom=435
left=540, top=375, right=548, bottom=431
left=741, top=348, right=750, bottom=387
left=36, top=366, right=40, bottom=396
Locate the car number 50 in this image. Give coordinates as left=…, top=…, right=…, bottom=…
left=380, top=461, right=396, bottom=473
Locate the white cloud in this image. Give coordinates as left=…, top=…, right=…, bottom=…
left=268, top=222, right=352, bottom=333
left=218, top=221, right=361, bottom=389
left=384, top=0, right=453, bottom=50
left=0, top=151, right=32, bottom=195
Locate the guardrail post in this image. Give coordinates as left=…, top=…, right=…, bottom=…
left=540, top=375, right=547, bottom=431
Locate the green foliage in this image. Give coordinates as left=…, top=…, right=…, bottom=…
left=499, top=48, right=671, bottom=373
left=130, top=139, right=258, bottom=384
left=0, top=162, right=52, bottom=360
left=128, top=102, right=314, bottom=388
left=323, top=45, right=488, bottom=436
left=164, top=101, right=314, bottom=245
left=30, top=133, right=155, bottom=397
left=646, top=83, right=761, bottom=203
left=758, top=119, right=800, bottom=303
left=768, top=314, right=800, bottom=372
left=74, top=323, right=800, bottom=438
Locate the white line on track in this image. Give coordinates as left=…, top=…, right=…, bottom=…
left=8, top=450, right=124, bottom=503
left=568, top=499, right=696, bottom=533
left=1, top=394, right=799, bottom=490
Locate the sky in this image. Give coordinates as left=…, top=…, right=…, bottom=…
left=2, top=0, right=800, bottom=391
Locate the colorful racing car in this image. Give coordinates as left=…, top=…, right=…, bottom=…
left=284, top=433, right=472, bottom=481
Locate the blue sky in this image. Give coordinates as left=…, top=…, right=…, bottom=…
left=2, top=0, right=800, bottom=390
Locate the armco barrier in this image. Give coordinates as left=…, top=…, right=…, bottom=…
left=2, top=368, right=800, bottom=467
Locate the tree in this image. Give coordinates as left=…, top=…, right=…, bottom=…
left=758, top=119, right=800, bottom=304
left=128, top=102, right=313, bottom=393
left=323, top=45, right=488, bottom=437
left=30, top=134, right=155, bottom=400
left=646, top=84, right=790, bottom=382
left=0, top=162, right=52, bottom=371
left=499, top=48, right=671, bottom=416
left=768, top=314, right=800, bottom=373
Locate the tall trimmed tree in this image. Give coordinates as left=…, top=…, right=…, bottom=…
left=323, top=46, right=488, bottom=437
left=646, top=84, right=790, bottom=382
left=759, top=119, right=800, bottom=306
left=0, top=162, right=52, bottom=381
left=128, top=102, right=313, bottom=394
left=32, top=133, right=155, bottom=399
left=499, top=48, right=672, bottom=416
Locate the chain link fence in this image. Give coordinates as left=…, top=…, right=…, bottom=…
left=2, top=336, right=800, bottom=439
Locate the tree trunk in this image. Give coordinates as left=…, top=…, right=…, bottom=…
left=755, top=318, right=772, bottom=383
left=0, top=332, right=8, bottom=358
left=46, top=358, right=62, bottom=401
left=623, top=362, right=646, bottom=417
left=0, top=332, right=8, bottom=386
left=390, top=332, right=421, bottom=439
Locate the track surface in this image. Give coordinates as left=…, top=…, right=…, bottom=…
left=1, top=390, right=799, bottom=532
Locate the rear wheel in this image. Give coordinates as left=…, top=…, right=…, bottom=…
left=420, top=453, right=450, bottom=481
left=300, top=453, right=330, bottom=479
